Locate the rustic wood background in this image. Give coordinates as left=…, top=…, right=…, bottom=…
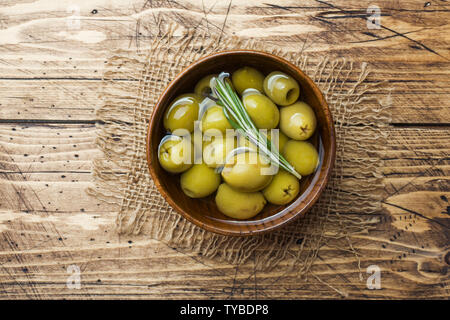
left=0, top=0, right=448, bottom=299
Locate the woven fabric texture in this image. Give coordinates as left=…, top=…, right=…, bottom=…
left=87, top=29, right=391, bottom=275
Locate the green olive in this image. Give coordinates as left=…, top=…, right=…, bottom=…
left=200, top=105, right=232, bottom=134
left=190, top=132, right=200, bottom=157
left=194, top=74, right=218, bottom=97
left=262, top=170, right=300, bottom=205
left=238, top=134, right=258, bottom=152
left=282, top=140, right=319, bottom=176
left=280, top=101, right=317, bottom=140
left=215, top=183, right=266, bottom=219
left=263, top=71, right=300, bottom=106
left=238, top=130, right=288, bottom=153
left=231, top=67, right=265, bottom=95
left=202, top=136, right=237, bottom=168
left=221, top=152, right=273, bottom=192
left=163, top=93, right=202, bottom=133
left=180, top=163, right=221, bottom=198
left=266, top=130, right=289, bottom=152
left=243, top=91, right=280, bottom=129
left=158, top=136, right=193, bottom=173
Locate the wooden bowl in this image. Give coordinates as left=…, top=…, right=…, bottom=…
left=147, top=50, right=336, bottom=236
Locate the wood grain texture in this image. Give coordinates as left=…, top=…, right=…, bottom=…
left=0, top=124, right=448, bottom=299
left=0, top=0, right=449, bottom=299
left=0, top=0, right=448, bottom=123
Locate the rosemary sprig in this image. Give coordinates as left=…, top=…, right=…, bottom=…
left=210, top=72, right=302, bottom=179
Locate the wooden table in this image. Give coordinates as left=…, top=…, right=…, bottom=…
left=0, top=0, right=448, bottom=299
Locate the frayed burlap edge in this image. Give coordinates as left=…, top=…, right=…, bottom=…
left=87, top=25, right=391, bottom=276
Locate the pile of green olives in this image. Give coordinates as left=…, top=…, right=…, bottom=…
left=158, top=66, right=319, bottom=220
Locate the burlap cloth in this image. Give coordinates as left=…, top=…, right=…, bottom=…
left=87, top=27, right=391, bottom=280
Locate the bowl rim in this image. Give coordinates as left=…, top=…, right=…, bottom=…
left=146, top=49, right=336, bottom=236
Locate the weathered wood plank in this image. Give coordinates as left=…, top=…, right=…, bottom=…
left=0, top=0, right=448, bottom=123
left=0, top=72, right=448, bottom=122
left=0, top=123, right=448, bottom=299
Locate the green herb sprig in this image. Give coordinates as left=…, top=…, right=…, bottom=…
left=211, top=72, right=302, bottom=179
